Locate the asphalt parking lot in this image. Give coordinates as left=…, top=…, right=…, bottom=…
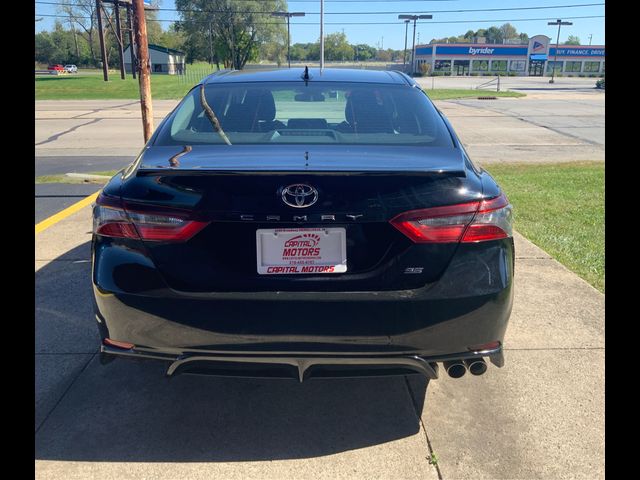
left=35, top=81, right=605, bottom=478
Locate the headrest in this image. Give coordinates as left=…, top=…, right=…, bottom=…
left=243, top=89, right=276, bottom=122
left=344, top=90, right=394, bottom=133
left=345, top=90, right=384, bottom=124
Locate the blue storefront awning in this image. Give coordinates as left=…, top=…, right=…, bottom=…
left=530, top=54, right=547, bottom=61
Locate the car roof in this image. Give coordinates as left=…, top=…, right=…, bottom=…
left=201, top=68, right=416, bottom=86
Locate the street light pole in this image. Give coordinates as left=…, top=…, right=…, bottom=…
left=272, top=12, right=306, bottom=68
left=320, top=0, right=324, bottom=70
left=411, top=18, right=417, bottom=73
left=548, top=19, right=572, bottom=84
left=403, top=19, right=409, bottom=66
left=399, top=14, right=432, bottom=75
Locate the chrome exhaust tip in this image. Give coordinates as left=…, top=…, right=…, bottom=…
left=464, top=358, right=488, bottom=376
left=443, top=360, right=466, bottom=379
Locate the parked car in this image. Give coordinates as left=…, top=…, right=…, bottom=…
left=47, top=64, right=65, bottom=73
left=92, top=68, right=514, bottom=382
left=64, top=64, right=78, bottom=73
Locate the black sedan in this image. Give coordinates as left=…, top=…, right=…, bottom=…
left=92, top=68, right=513, bottom=381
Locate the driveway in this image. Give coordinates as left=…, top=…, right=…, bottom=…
left=35, top=205, right=604, bottom=479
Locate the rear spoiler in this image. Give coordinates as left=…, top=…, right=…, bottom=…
left=135, top=168, right=467, bottom=177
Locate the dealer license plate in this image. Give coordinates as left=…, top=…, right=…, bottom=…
left=256, top=227, right=347, bottom=275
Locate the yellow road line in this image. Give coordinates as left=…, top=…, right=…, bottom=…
left=35, top=191, right=100, bottom=235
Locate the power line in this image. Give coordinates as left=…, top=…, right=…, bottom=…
left=35, top=12, right=606, bottom=25
left=36, top=0, right=466, bottom=4
left=34, top=1, right=605, bottom=15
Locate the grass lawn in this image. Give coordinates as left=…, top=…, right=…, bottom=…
left=485, top=161, right=604, bottom=292
left=36, top=170, right=121, bottom=184
left=425, top=89, right=525, bottom=100
left=35, top=64, right=217, bottom=100
left=36, top=72, right=525, bottom=101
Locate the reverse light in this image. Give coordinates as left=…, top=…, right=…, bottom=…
left=390, top=193, right=512, bottom=244
left=93, top=192, right=209, bottom=242
left=467, top=341, right=501, bottom=352
left=103, top=338, right=135, bottom=350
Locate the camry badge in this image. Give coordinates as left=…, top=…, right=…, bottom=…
left=281, top=184, right=319, bottom=208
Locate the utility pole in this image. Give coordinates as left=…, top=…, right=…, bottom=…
left=547, top=19, right=572, bottom=84
left=403, top=20, right=409, bottom=66
left=399, top=14, right=432, bottom=75
left=96, top=0, right=109, bottom=81
left=320, top=0, right=324, bottom=70
left=114, top=1, right=126, bottom=80
left=588, top=33, right=593, bottom=45
left=126, top=3, right=136, bottom=79
left=272, top=12, right=306, bottom=68
left=133, top=0, right=153, bottom=142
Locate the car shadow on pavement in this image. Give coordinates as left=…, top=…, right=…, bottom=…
left=36, top=242, right=429, bottom=462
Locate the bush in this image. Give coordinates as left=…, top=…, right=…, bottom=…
left=508, top=72, right=517, bottom=76
left=578, top=74, right=585, bottom=77
left=470, top=72, right=479, bottom=76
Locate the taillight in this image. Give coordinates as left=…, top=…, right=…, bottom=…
left=93, top=192, right=209, bottom=242
left=390, top=193, right=512, bottom=244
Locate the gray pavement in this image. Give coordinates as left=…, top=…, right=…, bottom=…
left=35, top=205, right=604, bottom=479
left=414, top=75, right=602, bottom=92
left=435, top=92, right=604, bottom=164
left=36, top=156, right=133, bottom=177
left=35, top=184, right=103, bottom=223
left=35, top=88, right=604, bottom=166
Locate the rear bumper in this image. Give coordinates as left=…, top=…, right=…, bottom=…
left=93, top=238, right=514, bottom=376
left=100, top=342, right=505, bottom=381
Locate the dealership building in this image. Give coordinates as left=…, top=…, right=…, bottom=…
left=414, top=35, right=605, bottom=76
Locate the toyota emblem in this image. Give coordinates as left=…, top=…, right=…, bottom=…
left=281, top=184, right=318, bottom=208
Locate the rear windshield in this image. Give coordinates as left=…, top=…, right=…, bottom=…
left=153, top=82, right=452, bottom=147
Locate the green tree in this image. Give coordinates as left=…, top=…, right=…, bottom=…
left=324, top=32, right=354, bottom=61
left=485, top=26, right=503, bottom=44
left=354, top=44, right=375, bottom=61
left=564, top=35, right=581, bottom=45
left=35, top=31, right=57, bottom=65
left=175, top=0, right=286, bottom=69
left=156, top=25, right=186, bottom=52
left=499, top=23, right=518, bottom=42
left=290, top=43, right=308, bottom=61
left=260, top=40, right=286, bottom=66
left=57, top=0, right=99, bottom=66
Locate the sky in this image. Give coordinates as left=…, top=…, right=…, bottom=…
left=35, top=0, right=605, bottom=49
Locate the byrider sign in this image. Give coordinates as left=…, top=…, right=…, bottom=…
left=469, top=47, right=495, bottom=55
left=433, top=45, right=528, bottom=56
